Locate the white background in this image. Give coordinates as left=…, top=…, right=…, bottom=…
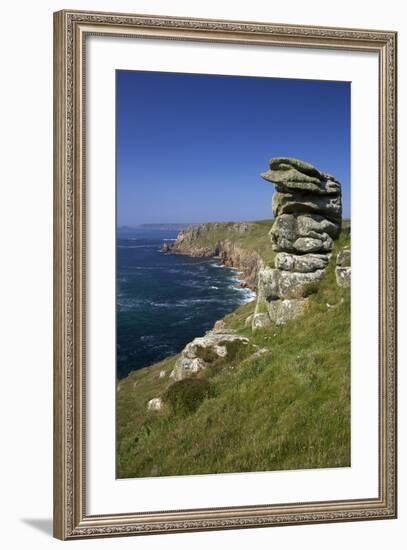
left=87, top=36, right=379, bottom=514
left=0, top=0, right=405, bottom=548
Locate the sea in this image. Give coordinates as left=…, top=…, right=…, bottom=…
left=117, top=228, right=256, bottom=379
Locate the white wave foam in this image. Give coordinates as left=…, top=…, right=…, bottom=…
left=239, top=288, right=257, bottom=303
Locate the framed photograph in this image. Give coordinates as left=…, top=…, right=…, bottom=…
left=53, top=9, right=397, bottom=540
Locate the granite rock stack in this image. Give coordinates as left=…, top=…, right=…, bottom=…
left=253, top=157, right=342, bottom=328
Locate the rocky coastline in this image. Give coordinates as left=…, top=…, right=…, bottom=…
left=162, top=222, right=265, bottom=291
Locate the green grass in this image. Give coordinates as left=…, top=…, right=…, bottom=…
left=117, top=229, right=351, bottom=479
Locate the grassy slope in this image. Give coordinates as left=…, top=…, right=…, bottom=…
left=117, top=230, right=351, bottom=479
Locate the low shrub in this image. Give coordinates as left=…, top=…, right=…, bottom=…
left=164, top=378, right=211, bottom=415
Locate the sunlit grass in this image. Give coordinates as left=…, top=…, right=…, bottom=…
left=116, top=229, right=351, bottom=478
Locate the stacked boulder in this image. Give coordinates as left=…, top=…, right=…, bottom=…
left=253, top=157, right=342, bottom=327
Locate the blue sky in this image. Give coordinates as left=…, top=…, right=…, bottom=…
left=116, top=70, right=350, bottom=225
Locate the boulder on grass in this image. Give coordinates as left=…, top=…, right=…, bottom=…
left=336, top=266, right=351, bottom=288
left=147, top=397, right=163, bottom=411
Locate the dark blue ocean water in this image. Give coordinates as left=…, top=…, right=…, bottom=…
left=117, top=228, right=255, bottom=379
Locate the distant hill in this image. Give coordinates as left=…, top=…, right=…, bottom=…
left=118, top=223, right=195, bottom=232
left=139, top=223, right=194, bottom=231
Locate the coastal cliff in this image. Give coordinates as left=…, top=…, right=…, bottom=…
left=165, top=221, right=273, bottom=289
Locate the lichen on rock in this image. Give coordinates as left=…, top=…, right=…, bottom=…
left=147, top=397, right=163, bottom=411
left=257, top=266, right=325, bottom=301
left=275, top=252, right=330, bottom=273
left=335, top=247, right=351, bottom=288
left=335, top=267, right=351, bottom=288
left=169, top=330, right=250, bottom=381
left=336, top=247, right=351, bottom=267
left=262, top=157, right=341, bottom=196
left=267, top=298, right=310, bottom=325
left=253, top=157, right=343, bottom=328
left=252, top=312, right=272, bottom=329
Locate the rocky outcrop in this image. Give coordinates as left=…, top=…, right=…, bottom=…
left=170, top=357, right=207, bottom=381
left=253, top=157, right=342, bottom=327
left=167, top=222, right=265, bottom=290
left=336, top=247, right=350, bottom=267
left=169, top=330, right=250, bottom=381
left=335, top=247, right=351, bottom=288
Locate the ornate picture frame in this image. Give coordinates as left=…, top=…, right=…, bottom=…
left=53, top=9, right=397, bottom=540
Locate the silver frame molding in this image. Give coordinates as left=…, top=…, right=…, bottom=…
left=53, top=9, right=397, bottom=540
